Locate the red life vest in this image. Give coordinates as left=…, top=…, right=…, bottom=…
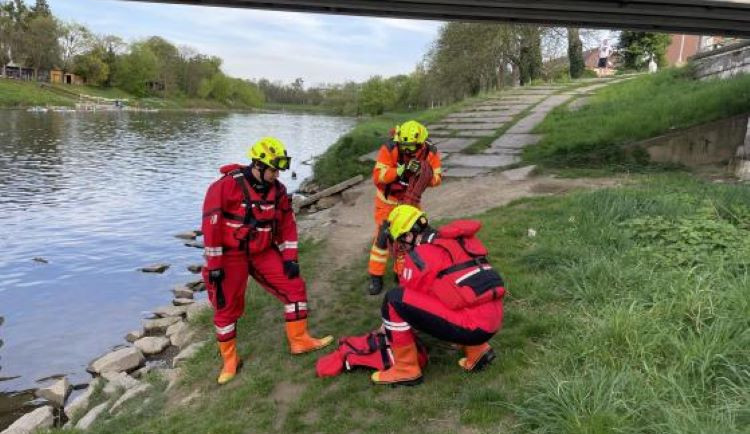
left=316, top=330, right=429, bottom=378
left=429, top=220, right=506, bottom=310
left=222, top=169, right=283, bottom=254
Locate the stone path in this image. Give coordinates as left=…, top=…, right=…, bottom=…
left=359, top=77, right=633, bottom=177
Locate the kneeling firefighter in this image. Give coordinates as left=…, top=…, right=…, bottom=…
left=368, top=120, right=442, bottom=295
left=371, top=205, right=505, bottom=386
left=201, top=137, right=333, bottom=385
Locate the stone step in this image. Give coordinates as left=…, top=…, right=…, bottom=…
left=444, top=154, right=520, bottom=168
left=429, top=122, right=505, bottom=130
left=431, top=137, right=477, bottom=153
left=443, top=167, right=491, bottom=178
left=485, top=134, right=542, bottom=152
left=440, top=116, right=513, bottom=124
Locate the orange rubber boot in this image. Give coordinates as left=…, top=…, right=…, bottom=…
left=371, top=343, right=423, bottom=386
left=285, top=319, right=333, bottom=355
left=217, top=338, right=241, bottom=385
left=458, top=343, right=496, bottom=372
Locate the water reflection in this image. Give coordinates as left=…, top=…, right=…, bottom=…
left=0, top=111, right=353, bottom=405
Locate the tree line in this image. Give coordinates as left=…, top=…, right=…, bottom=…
left=0, top=0, right=264, bottom=107
left=1, top=0, right=672, bottom=114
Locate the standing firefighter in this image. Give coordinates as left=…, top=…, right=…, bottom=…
left=201, top=137, right=333, bottom=385
left=372, top=205, right=505, bottom=386
left=368, top=120, right=442, bottom=295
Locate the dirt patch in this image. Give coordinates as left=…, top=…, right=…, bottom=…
left=271, top=381, right=305, bottom=430
left=299, top=171, right=622, bottom=293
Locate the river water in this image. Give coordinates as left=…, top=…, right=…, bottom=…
left=0, top=110, right=354, bottom=426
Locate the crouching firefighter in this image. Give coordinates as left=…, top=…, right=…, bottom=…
left=368, top=120, right=442, bottom=295
left=371, top=205, right=505, bottom=386
left=201, top=137, right=333, bottom=385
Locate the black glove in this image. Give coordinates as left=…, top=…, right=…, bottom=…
left=208, top=268, right=224, bottom=286
left=283, top=260, right=300, bottom=279
left=208, top=268, right=225, bottom=309
left=406, top=159, right=421, bottom=173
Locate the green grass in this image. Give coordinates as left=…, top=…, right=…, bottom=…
left=49, top=84, right=134, bottom=101
left=0, top=79, right=75, bottom=107
left=70, top=173, right=750, bottom=433
left=524, top=68, right=750, bottom=168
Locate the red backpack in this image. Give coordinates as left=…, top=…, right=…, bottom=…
left=316, top=330, right=429, bottom=378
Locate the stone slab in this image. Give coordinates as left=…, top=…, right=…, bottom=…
left=430, top=122, right=505, bottom=130
left=431, top=137, right=476, bottom=153
left=441, top=116, right=513, bottom=124
left=471, top=103, right=532, bottom=111
left=486, top=134, right=542, bottom=151
left=461, top=106, right=526, bottom=115
left=534, top=94, right=574, bottom=111
left=428, top=129, right=454, bottom=137
left=501, top=165, right=537, bottom=181
left=443, top=167, right=490, bottom=178
left=506, top=112, right=548, bottom=134
left=444, top=154, right=520, bottom=169
left=455, top=130, right=497, bottom=138
left=504, top=89, right=557, bottom=95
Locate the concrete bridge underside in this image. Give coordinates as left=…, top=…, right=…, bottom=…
left=125, top=0, right=750, bottom=37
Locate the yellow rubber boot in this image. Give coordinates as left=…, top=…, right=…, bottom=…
left=285, top=319, right=333, bottom=355
left=371, top=343, right=423, bottom=386
left=458, top=343, right=495, bottom=372
left=217, top=338, right=240, bottom=385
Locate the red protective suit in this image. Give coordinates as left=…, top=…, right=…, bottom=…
left=380, top=220, right=505, bottom=348
left=201, top=164, right=306, bottom=342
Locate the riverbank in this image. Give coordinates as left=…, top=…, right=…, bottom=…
left=26, top=169, right=749, bottom=433
left=0, top=79, right=262, bottom=111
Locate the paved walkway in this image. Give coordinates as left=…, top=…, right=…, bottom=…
left=360, top=77, right=631, bottom=177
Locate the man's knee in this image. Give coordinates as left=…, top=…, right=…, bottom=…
left=381, top=287, right=405, bottom=318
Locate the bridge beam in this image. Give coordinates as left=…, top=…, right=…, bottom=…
left=123, top=0, right=750, bottom=37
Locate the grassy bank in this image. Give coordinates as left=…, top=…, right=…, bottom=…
left=0, top=79, right=259, bottom=110
left=0, top=79, right=76, bottom=107
left=312, top=102, right=471, bottom=187
left=525, top=68, right=750, bottom=167
left=70, top=173, right=750, bottom=433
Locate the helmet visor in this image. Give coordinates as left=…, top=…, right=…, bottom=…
left=398, top=142, right=420, bottom=153
left=270, top=155, right=291, bottom=171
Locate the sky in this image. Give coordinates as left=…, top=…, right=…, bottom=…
left=47, top=0, right=443, bottom=86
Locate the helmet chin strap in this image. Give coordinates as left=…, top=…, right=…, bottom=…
left=246, top=162, right=270, bottom=192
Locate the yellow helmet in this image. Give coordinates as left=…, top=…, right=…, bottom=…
left=247, top=137, right=291, bottom=171
left=387, top=205, right=426, bottom=241
left=397, top=120, right=428, bottom=145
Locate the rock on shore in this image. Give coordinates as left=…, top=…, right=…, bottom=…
left=89, top=347, right=144, bottom=374
left=1, top=406, right=53, bottom=434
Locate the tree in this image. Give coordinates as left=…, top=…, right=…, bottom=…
left=0, top=8, right=12, bottom=74
left=30, top=0, right=50, bottom=17
left=74, top=51, right=108, bottom=85
left=518, top=26, right=543, bottom=85
left=359, top=76, right=396, bottom=115
left=112, top=42, right=158, bottom=96
left=24, top=14, right=60, bottom=78
left=59, top=21, right=91, bottom=73
left=143, top=36, right=180, bottom=96
left=567, top=28, right=585, bottom=79
left=618, top=31, right=671, bottom=70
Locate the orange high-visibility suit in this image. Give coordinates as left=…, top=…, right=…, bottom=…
left=368, top=141, right=442, bottom=277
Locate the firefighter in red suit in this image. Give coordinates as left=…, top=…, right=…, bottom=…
left=202, top=137, right=333, bottom=385
left=371, top=205, right=505, bottom=386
